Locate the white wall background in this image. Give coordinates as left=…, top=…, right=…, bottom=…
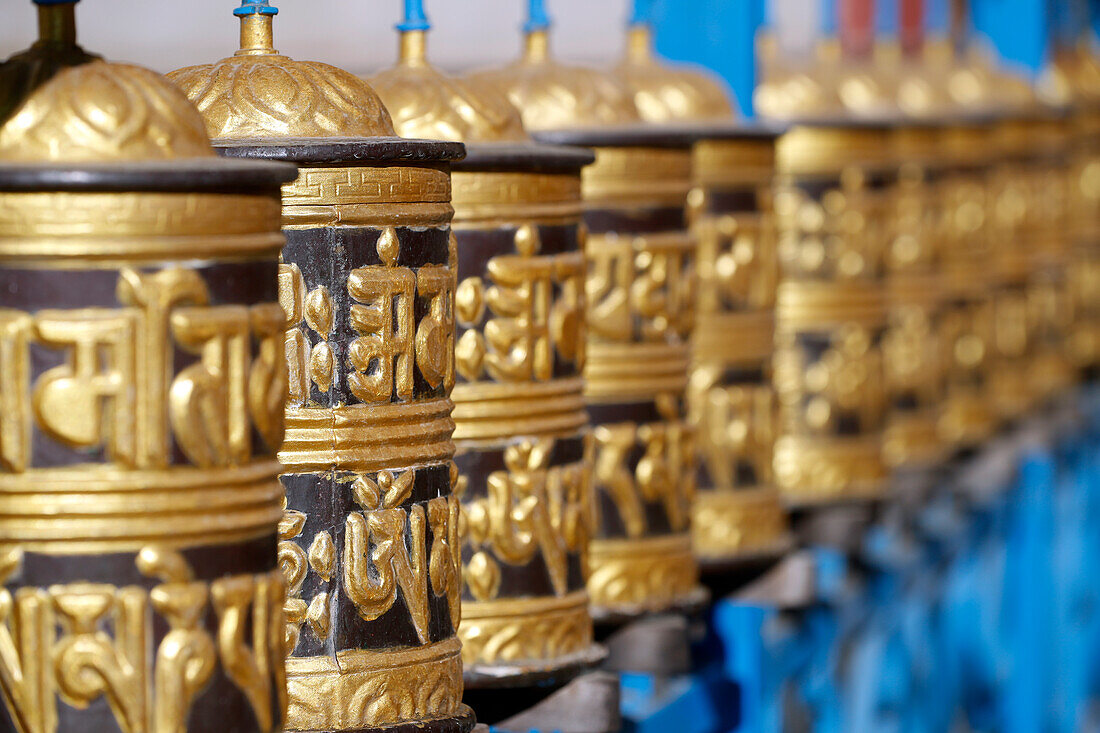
left=0, top=1, right=631, bottom=76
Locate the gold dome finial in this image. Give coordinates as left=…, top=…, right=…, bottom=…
left=614, top=22, right=735, bottom=123
left=465, top=7, right=639, bottom=132
left=168, top=0, right=395, bottom=140
left=0, top=2, right=213, bottom=162
left=369, top=7, right=528, bottom=144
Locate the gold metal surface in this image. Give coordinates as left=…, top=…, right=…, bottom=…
left=0, top=14, right=290, bottom=728
left=171, top=7, right=469, bottom=729
left=614, top=25, right=734, bottom=123
left=0, top=61, right=211, bottom=161
left=168, top=12, right=394, bottom=139
left=771, top=123, right=889, bottom=504
left=371, top=30, right=527, bottom=143
left=466, top=30, right=640, bottom=132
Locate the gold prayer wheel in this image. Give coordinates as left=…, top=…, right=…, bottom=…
left=989, top=110, right=1075, bottom=416
left=170, top=6, right=475, bottom=732
left=884, top=121, right=947, bottom=470
left=937, top=115, right=1000, bottom=447
left=370, top=26, right=603, bottom=689
left=470, top=28, right=705, bottom=620
left=1049, top=47, right=1100, bottom=374
left=614, top=23, right=791, bottom=567
left=1023, top=109, right=1076, bottom=402
left=685, top=129, right=793, bottom=564
left=0, top=4, right=296, bottom=731
left=771, top=119, right=891, bottom=504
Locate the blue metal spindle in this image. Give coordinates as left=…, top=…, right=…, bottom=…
left=630, top=0, right=654, bottom=27
left=525, top=0, right=551, bottom=33
left=234, top=0, right=277, bottom=16
left=398, top=0, right=430, bottom=32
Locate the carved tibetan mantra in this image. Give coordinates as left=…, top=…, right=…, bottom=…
left=687, top=131, right=791, bottom=564
left=1068, top=105, right=1100, bottom=375
left=218, top=139, right=472, bottom=733
left=883, top=123, right=946, bottom=471
left=0, top=63, right=296, bottom=732
left=772, top=123, right=889, bottom=504
left=449, top=145, right=602, bottom=684
left=935, top=118, right=1000, bottom=448
left=534, top=127, right=702, bottom=619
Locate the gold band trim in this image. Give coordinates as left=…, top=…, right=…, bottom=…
left=693, top=311, right=774, bottom=364
left=777, top=126, right=891, bottom=176
left=884, top=411, right=944, bottom=469
left=459, top=590, right=594, bottom=666
left=776, top=281, right=887, bottom=330
left=692, top=139, right=775, bottom=187
left=888, top=272, right=943, bottom=309
left=281, top=202, right=455, bottom=229
left=286, top=638, right=463, bottom=732
left=582, top=147, right=692, bottom=206
left=587, top=533, right=699, bottom=613
left=0, top=191, right=282, bottom=236
left=939, top=391, right=996, bottom=448
left=0, top=461, right=282, bottom=552
left=773, top=435, right=886, bottom=504
left=452, top=170, right=584, bottom=224
left=282, top=164, right=452, bottom=207
left=280, top=399, right=455, bottom=472
left=452, top=378, right=587, bottom=441
left=584, top=342, right=690, bottom=400
left=692, top=487, right=789, bottom=560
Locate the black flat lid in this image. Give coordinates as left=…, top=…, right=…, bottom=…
left=456, top=141, right=594, bottom=173
left=214, top=136, right=466, bottom=165
left=0, top=157, right=297, bottom=192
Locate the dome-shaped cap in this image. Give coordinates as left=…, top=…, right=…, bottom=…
left=466, top=28, right=640, bottom=132
left=0, top=0, right=213, bottom=162
left=614, top=25, right=734, bottom=123
left=168, top=1, right=394, bottom=140
left=0, top=61, right=213, bottom=162
left=370, top=28, right=527, bottom=143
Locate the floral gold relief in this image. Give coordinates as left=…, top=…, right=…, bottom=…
left=171, top=4, right=472, bottom=731
left=0, top=18, right=296, bottom=730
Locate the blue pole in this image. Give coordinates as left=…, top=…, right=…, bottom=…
left=650, top=0, right=763, bottom=116
left=525, top=0, right=551, bottom=33
left=397, top=0, right=430, bottom=31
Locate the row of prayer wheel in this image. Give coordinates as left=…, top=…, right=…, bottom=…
left=1, top=0, right=1098, bottom=730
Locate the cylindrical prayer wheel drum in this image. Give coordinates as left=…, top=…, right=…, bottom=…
left=937, top=117, right=999, bottom=447
left=771, top=121, right=890, bottom=504
left=472, top=28, right=705, bottom=620
left=535, top=126, right=703, bottom=619
left=170, top=7, right=475, bottom=732
left=1068, top=103, right=1100, bottom=375
left=884, top=122, right=947, bottom=470
left=612, top=23, right=791, bottom=570
left=0, top=39, right=296, bottom=733
left=686, top=129, right=792, bottom=565
left=1024, top=112, right=1076, bottom=402
left=371, top=31, right=603, bottom=688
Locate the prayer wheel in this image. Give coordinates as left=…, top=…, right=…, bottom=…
left=0, top=2, right=296, bottom=730
left=469, top=19, right=706, bottom=620
left=169, top=3, right=475, bottom=731
left=370, top=14, right=603, bottom=689
left=770, top=119, right=891, bottom=504
left=937, top=115, right=999, bottom=448
left=884, top=121, right=947, bottom=471
left=615, top=22, right=792, bottom=568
